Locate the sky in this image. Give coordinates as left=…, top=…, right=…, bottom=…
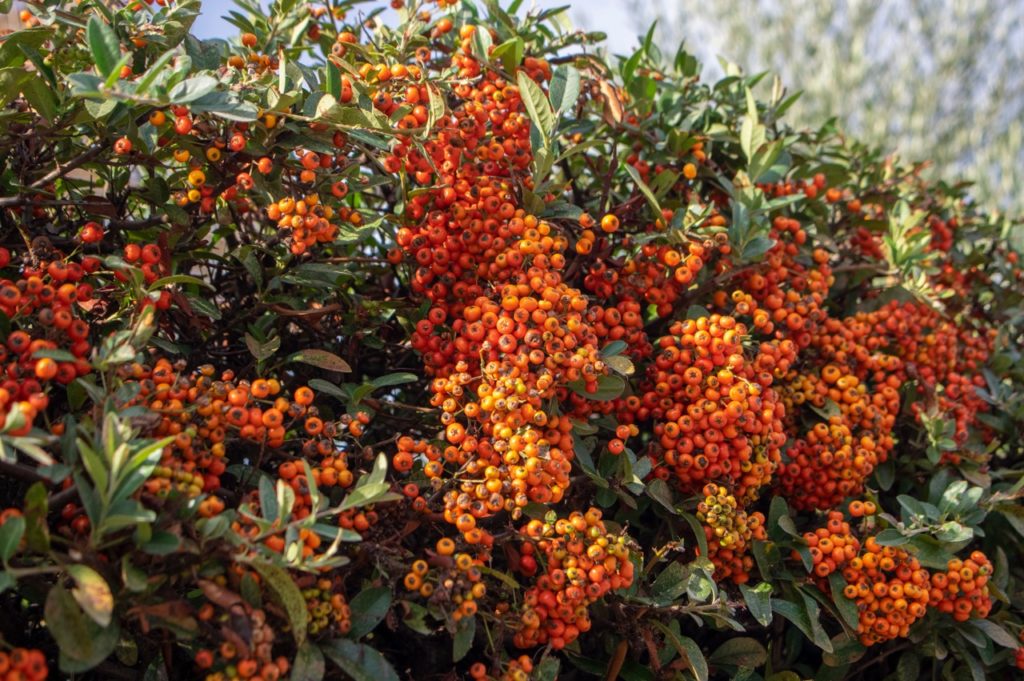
left=193, top=0, right=639, bottom=54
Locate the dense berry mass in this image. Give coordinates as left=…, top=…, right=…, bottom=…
left=0, top=0, right=1020, bottom=679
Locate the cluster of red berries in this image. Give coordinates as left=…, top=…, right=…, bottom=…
left=0, top=648, right=48, bottom=680
left=403, top=539, right=487, bottom=622
left=389, top=48, right=634, bottom=642
left=723, top=217, right=833, bottom=349
left=797, top=509, right=862, bottom=580
left=0, top=249, right=96, bottom=432
left=266, top=191, right=356, bottom=256
left=513, top=509, right=634, bottom=649
left=870, top=300, right=992, bottom=445
left=839, top=536, right=931, bottom=647
left=756, top=173, right=829, bottom=200
left=775, top=310, right=903, bottom=510
left=928, top=552, right=994, bottom=622
left=468, top=655, right=535, bottom=681
left=636, top=315, right=789, bottom=504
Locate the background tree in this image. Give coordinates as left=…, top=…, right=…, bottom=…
left=630, top=0, right=1024, bottom=215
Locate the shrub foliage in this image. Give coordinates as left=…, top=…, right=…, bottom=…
left=0, top=1, right=1022, bottom=680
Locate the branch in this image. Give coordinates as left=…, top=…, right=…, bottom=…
left=30, top=142, right=106, bottom=190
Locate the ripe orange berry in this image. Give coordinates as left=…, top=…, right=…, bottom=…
left=34, top=357, right=58, bottom=380
left=600, top=214, right=619, bottom=233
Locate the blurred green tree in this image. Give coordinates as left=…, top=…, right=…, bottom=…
left=629, top=0, right=1024, bottom=213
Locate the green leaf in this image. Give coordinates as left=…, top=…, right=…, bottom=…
left=289, top=349, right=352, bottom=373
left=739, top=582, right=773, bottom=626
left=492, top=37, right=524, bottom=73
left=708, top=637, right=767, bottom=668
left=471, top=24, right=493, bottom=63
left=874, top=529, right=910, bottom=546
left=22, top=77, right=58, bottom=122
left=768, top=496, right=798, bottom=540
left=772, top=594, right=833, bottom=653
left=347, top=587, right=392, bottom=639
left=68, top=564, right=114, bottom=627
left=549, top=65, right=580, bottom=115
left=23, top=482, right=49, bottom=552
left=370, top=372, right=419, bottom=390
left=425, top=83, right=446, bottom=134
left=516, top=71, right=555, bottom=139
left=0, top=515, right=24, bottom=562
left=141, top=530, right=181, bottom=555
left=190, top=90, right=260, bottom=121
left=604, top=354, right=635, bottom=376
left=600, top=341, right=628, bottom=357
left=971, top=619, right=1019, bottom=649
left=46, top=584, right=120, bottom=672
left=401, top=601, right=431, bottom=635
left=649, top=561, right=690, bottom=605
left=651, top=621, right=708, bottom=681
left=249, top=560, right=307, bottom=645
left=827, top=572, right=859, bottom=631
left=452, top=615, right=475, bottom=662
left=87, top=16, right=120, bottom=79
left=567, top=374, right=625, bottom=401
left=322, top=640, right=400, bottom=681
left=535, top=655, right=560, bottom=681
left=896, top=653, right=920, bottom=681
left=624, top=162, right=663, bottom=219
left=291, top=642, right=326, bottom=681
left=245, top=333, right=280, bottom=362
left=0, top=571, right=14, bottom=594
left=646, top=478, right=677, bottom=514
left=148, top=274, right=216, bottom=291
left=873, top=458, right=895, bottom=491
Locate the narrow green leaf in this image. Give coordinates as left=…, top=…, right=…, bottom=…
left=516, top=71, right=555, bottom=139
left=322, top=640, right=400, bottom=681
left=0, top=515, right=25, bottom=562
left=347, top=587, right=392, bottom=639
left=87, top=16, right=120, bottom=79
left=249, top=560, right=308, bottom=644
left=549, top=64, right=580, bottom=114
left=739, top=582, right=773, bottom=626
left=289, top=349, right=352, bottom=373
left=651, top=621, right=708, bottom=681
left=452, top=615, right=475, bottom=662
left=291, top=642, right=326, bottom=681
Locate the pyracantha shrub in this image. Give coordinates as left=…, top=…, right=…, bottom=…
left=0, top=0, right=1022, bottom=680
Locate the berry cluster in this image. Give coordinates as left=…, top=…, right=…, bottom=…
left=468, top=655, right=535, bottom=681
left=403, top=540, right=487, bottom=623
left=194, top=593, right=288, bottom=681
left=696, top=483, right=766, bottom=583
left=0, top=249, right=96, bottom=432
left=797, top=509, right=862, bottom=580
left=298, top=576, right=352, bottom=637
left=0, top=648, right=48, bottom=680
left=636, top=315, right=789, bottom=504
left=928, top=552, right=994, bottom=622
left=840, top=536, right=931, bottom=647
left=514, top=509, right=634, bottom=649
